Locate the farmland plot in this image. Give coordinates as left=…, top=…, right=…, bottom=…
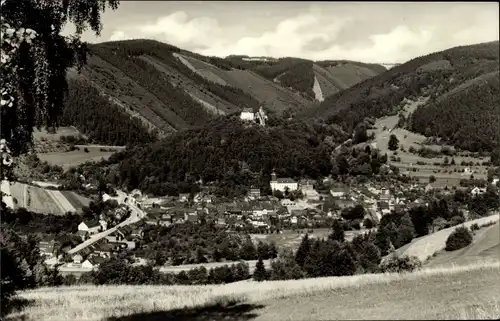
left=26, top=185, right=64, bottom=215
left=46, top=190, right=76, bottom=213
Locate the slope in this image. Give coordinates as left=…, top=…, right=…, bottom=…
left=425, top=222, right=499, bottom=267
left=62, top=39, right=386, bottom=140
left=8, top=262, right=499, bottom=321
left=306, top=41, right=499, bottom=153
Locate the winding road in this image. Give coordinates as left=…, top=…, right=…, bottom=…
left=66, top=191, right=145, bottom=255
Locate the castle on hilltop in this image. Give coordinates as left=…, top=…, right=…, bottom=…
left=239, top=106, right=268, bottom=126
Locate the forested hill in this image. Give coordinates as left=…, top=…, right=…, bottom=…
left=62, top=39, right=385, bottom=139
left=303, top=41, right=499, bottom=153
left=70, top=116, right=352, bottom=197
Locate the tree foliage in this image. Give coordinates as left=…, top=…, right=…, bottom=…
left=445, top=226, right=473, bottom=251
left=1, top=0, right=120, bottom=155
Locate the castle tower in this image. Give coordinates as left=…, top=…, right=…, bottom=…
left=271, top=171, right=277, bottom=182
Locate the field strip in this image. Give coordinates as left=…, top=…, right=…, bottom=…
left=46, top=189, right=76, bottom=213
left=401, top=214, right=500, bottom=262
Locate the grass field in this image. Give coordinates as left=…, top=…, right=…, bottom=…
left=9, top=182, right=91, bottom=214
left=425, top=222, right=499, bottom=268
left=7, top=261, right=499, bottom=321
left=7, top=215, right=500, bottom=321
left=400, top=214, right=499, bottom=263
left=37, top=148, right=117, bottom=170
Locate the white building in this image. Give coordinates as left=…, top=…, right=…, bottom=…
left=240, top=108, right=255, bottom=121
left=239, top=107, right=268, bottom=126
left=330, top=187, right=348, bottom=198
left=78, top=220, right=103, bottom=235
left=471, top=187, right=487, bottom=196
left=270, top=172, right=298, bottom=192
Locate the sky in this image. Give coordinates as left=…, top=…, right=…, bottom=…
left=77, top=1, right=499, bottom=64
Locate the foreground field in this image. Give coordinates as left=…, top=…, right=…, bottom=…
left=8, top=261, right=499, bottom=321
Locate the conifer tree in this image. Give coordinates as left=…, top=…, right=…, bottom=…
left=253, top=257, right=267, bottom=281
left=294, top=233, right=310, bottom=268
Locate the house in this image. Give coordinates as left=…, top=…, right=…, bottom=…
left=330, top=187, right=348, bottom=198
left=425, top=184, right=435, bottom=193
left=72, top=254, right=83, bottom=264
left=78, top=219, right=103, bottom=235
left=178, top=193, right=190, bottom=202
left=38, top=240, right=56, bottom=257
left=240, top=108, right=255, bottom=121
left=248, top=187, right=261, bottom=199
left=471, top=187, right=487, bottom=196
left=270, top=172, right=298, bottom=192
left=184, top=212, right=199, bottom=223
left=491, top=177, right=499, bottom=186
left=82, top=256, right=106, bottom=270
left=93, top=243, right=121, bottom=258
left=300, top=180, right=320, bottom=200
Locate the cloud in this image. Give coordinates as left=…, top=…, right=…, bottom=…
left=103, top=5, right=499, bottom=64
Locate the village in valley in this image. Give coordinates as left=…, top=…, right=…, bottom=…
left=32, top=157, right=498, bottom=273
left=2, top=106, right=497, bottom=274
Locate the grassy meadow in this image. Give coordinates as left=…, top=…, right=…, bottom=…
left=6, top=260, right=499, bottom=321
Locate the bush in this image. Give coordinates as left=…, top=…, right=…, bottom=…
left=470, top=223, right=480, bottom=231
left=83, top=147, right=89, bottom=153
left=378, top=254, right=422, bottom=273
left=445, top=227, right=473, bottom=251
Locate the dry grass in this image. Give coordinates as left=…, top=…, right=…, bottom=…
left=25, top=185, right=64, bottom=215
left=7, top=260, right=499, bottom=321
left=401, top=214, right=499, bottom=262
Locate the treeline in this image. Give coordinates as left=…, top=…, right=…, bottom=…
left=135, top=222, right=278, bottom=266
left=64, top=257, right=253, bottom=286
left=409, top=73, right=499, bottom=152
left=253, top=58, right=315, bottom=98
left=80, top=117, right=338, bottom=197
left=61, top=79, right=156, bottom=146
left=1, top=207, right=81, bottom=235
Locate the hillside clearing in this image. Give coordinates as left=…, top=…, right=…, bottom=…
left=37, top=149, right=117, bottom=170
left=366, top=97, right=489, bottom=185
left=8, top=261, right=499, bottom=321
